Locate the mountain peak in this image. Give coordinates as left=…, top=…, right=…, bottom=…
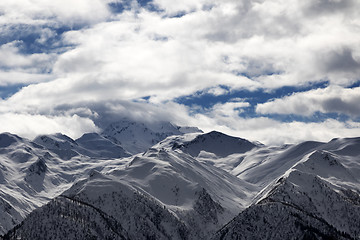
left=76, top=132, right=130, bottom=158
left=102, top=119, right=201, bottom=154
left=0, top=133, right=23, bottom=148
left=1, top=127, right=359, bottom=239
left=172, top=131, right=257, bottom=157
left=33, top=133, right=77, bottom=150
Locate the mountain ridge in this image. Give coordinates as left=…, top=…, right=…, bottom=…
left=0, top=120, right=359, bottom=239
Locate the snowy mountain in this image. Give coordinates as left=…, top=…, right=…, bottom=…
left=34, top=132, right=130, bottom=159
left=4, top=172, right=189, bottom=240
left=101, top=119, right=202, bottom=154
left=105, top=147, right=257, bottom=238
left=3, top=143, right=256, bottom=240
left=0, top=132, right=51, bottom=235
left=0, top=132, right=130, bottom=235
left=213, top=142, right=360, bottom=240
left=164, top=131, right=258, bottom=157
left=76, top=132, right=130, bottom=158
left=0, top=120, right=202, bottom=236
left=0, top=125, right=359, bottom=239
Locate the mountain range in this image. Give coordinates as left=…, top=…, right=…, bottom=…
left=0, top=119, right=359, bottom=239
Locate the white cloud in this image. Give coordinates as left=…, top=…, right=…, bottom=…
left=4, top=0, right=360, bottom=101
left=143, top=100, right=360, bottom=145
left=1, top=93, right=360, bottom=145
left=0, top=71, right=51, bottom=88
left=1, top=0, right=360, bottom=144
left=0, top=42, right=55, bottom=87
left=0, top=0, right=111, bottom=26
left=0, top=113, right=98, bottom=139
left=152, top=0, right=206, bottom=15
left=209, top=101, right=250, bottom=117
left=186, top=108, right=360, bottom=145
left=0, top=41, right=54, bottom=68
left=206, top=86, right=229, bottom=96
left=256, top=86, right=360, bottom=117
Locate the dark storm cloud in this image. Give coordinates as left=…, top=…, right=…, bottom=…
left=322, top=96, right=360, bottom=117
left=304, top=0, right=356, bottom=16
left=323, top=48, right=360, bottom=73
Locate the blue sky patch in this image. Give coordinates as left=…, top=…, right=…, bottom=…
left=108, top=0, right=161, bottom=14
left=0, top=25, right=76, bottom=55
left=0, top=84, right=25, bottom=99
left=175, top=81, right=331, bottom=122
left=176, top=81, right=329, bottom=108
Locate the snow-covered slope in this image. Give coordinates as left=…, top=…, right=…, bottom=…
left=2, top=145, right=256, bottom=240
left=107, top=148, right=256, bottom=222
left=0, top=133, right=24, bottom=148
left=0, top=132, right=130, bottom=235
left=0, top=119, right=200, bottom=236
left=0, top=133, right=49, bottom=235
left=322, top=137, right=360, bottom=157
left=233, top=141, right=324, bottom=187
left=33, top=133, right=80, bottom=160
left=76, top=132, right=130, bottom=158
left=5, top=172, right=189, bottom=240
left=34, top=133, right=130, bottom=159
left=1, top=126, right=360, bottom=239
left=213, top=145, right=360, bottom=240
left=101, top=119, right=202, bottom=154
left=157, top=131, right=258, bottom=158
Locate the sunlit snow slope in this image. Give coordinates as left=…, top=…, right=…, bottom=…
left=0, top=125, right=359, bottom=240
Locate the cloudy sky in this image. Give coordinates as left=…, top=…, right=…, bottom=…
left=0, top=0, right=360, bottom=145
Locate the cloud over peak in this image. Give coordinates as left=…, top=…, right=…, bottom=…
left=0, top=0, right=360, bottom=144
